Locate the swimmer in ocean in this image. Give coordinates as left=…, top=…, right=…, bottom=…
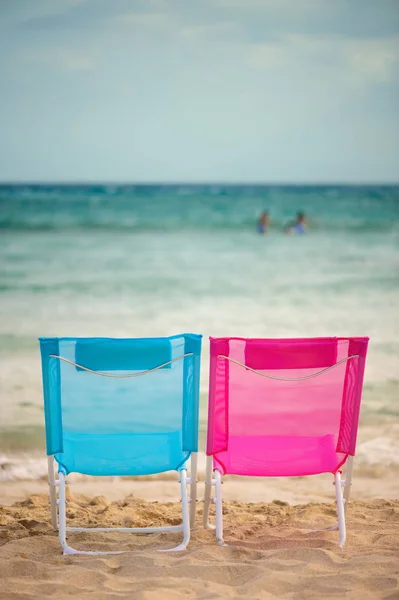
left=257, top=210, right=270, bottom=234
left=284, top=211, right=307, bottom=234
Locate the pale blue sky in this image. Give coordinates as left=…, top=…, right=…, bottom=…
left=1, top=0, right=398, bottom=182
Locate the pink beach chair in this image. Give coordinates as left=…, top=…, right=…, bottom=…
left=203, top=336, right=369, bottom=547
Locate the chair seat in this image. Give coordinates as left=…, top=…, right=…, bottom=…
left=55, top=430, right=189, bottom=476
left=213, top=434, right=345, bottom=477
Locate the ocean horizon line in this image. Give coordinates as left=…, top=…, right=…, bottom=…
left=1, top=181, right=399, bottom=188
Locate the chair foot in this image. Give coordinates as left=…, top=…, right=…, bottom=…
left=62, top=544, right=125, bottom=556
left=305, top=523, right=339, bottom=532
left=158, top=542, right=188, bottom=553
left=217, top=538, right=227, bottom=547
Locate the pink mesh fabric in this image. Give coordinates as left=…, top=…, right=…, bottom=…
left=207, top=337, right=369, bottom=477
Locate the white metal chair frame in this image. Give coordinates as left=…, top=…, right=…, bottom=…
left=48, top=453, right=198, bottom=555
left=46, top=351, right=199, bottom=555
left=203, top=353, right=360, bottom=548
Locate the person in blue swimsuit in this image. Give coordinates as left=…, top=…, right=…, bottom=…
left=257, top=210, right=270, bottom=234
left=285, top=211, right=307, bottom=234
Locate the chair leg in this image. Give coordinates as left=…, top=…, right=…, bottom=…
left=58, top=471, right=69, bottom=554
left=180, top=469, right=191, bottom=549
left=160, top=469, right=191, bottom=552
left=203, top=456, right=214, bottom=530
left=214, top=470, right=226, bottom=546
left=189, top=452, right=198, bottom=528
left=343, top=456, right=354, bottom=515
left=47, top=455, right=58, bottom=531
left=335, top=471, right=346, bottom=548
left=304, top=466, right=352, bottom=539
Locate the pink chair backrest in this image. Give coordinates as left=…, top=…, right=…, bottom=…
left=207, top=337, right=369, bottom=477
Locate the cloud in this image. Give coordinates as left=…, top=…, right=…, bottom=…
left=249, top=34, right=399, bottom=84
left=59, top=50, right=94, bottom=71
left=211, top=0, right=399, bottom=41
left=113, top=11, right=171, bottom=29
left=2, top=0, right=89, bottom=28
left=249, top=43, right=286, bottom=68
left=64, top=0, right=87, bottom=6
left=179, top=21, right=240, bottom=41
left=348, top=40, right=399, bottom=83
left=148, top=0, right=168, bottom=7
left=21, top=47, right=95, bottom=71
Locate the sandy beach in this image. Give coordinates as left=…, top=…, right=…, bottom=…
left=1, top=477, right=398, bottom=600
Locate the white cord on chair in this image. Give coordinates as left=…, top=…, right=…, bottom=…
left=49, top=353, right=193, bottom=378
left=217, top=354, right=359, bottom=381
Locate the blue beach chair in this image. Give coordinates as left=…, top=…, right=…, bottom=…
left=39, top=334, right=202, bottom=555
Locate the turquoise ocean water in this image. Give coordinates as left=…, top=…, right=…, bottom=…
left=0, top=184, right=398, bottom=480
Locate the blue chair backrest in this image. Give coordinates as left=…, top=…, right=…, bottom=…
left=39, top=334, right=202, bottom=476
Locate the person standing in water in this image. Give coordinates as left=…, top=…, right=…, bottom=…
left=285, top=211, right=307, bottom=234
left=257, top=210, right=270, bottom=234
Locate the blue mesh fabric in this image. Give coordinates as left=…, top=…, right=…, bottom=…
left=39, top=334, right=202, bottom=476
